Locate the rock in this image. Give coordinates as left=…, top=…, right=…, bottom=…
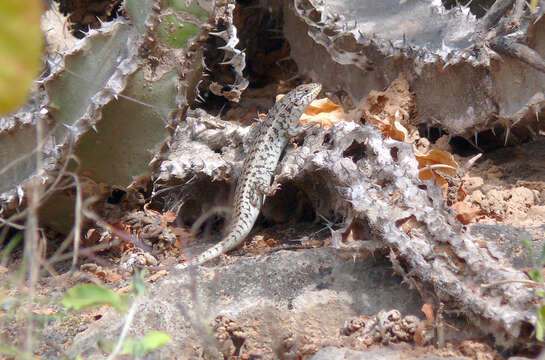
left=67, top=248, right=423, bottom=359
left=309, top=345, right=470, bottom=360
left=470, top=223, right=545, bottom=269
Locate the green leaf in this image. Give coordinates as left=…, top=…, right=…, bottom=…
left=121, top=331, right=173, bottom=356
left=537, top=289, right=545, bottom=298
left=0, top=343, right=21, bottom=356
left=1, top=232, right=22, bottom=266
left=521, top=238, right=532, bottom=250
left=131, top=268, right=147, bottom=297
left=0, top=0, right=43, bottom=114
left=537, top=306, right=545, bottom=341
left=529, top=269, right=543, bottom=283
left=539, top=244, right=545, bottom=267
left=61, top=284, right=128, bottom=312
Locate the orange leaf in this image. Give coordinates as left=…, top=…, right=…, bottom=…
left=416, top=149, right=458, bottom=188
left=299, top=98, right=347, bottom=128
left=421, top=303, right=435, bottom=322
left=452, top=202, right=480, bottom=225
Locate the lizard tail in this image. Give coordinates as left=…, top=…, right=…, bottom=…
left=175, top=222, right=249, bottom=270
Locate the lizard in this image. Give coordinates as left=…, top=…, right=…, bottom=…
left=176, top=83, right=322, bottom=270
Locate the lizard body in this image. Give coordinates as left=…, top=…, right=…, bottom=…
left=176, top=83, right=322, bottom=270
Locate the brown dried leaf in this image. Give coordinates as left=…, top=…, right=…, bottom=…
left=416, top=149, right=459, bottom=188
left=421, top=303, right=435, bottom=322
left=163, top=210, right=176, bottom=223
left=299, top=98, right=347, bottom=128
left=95, top=269, right=123, bottom=283
left=367, top=113, right=409, bottom=142
left=397, top=215, right=421, bottom=235
left=452, top=202, right=480, bottom=225
left=413, top=321, right=428, bottom=346
left=32, top=307, right=56, bottom=315
left=148, top=270, right=168, bottom=282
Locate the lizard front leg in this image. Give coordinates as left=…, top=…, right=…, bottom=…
left=287, top=121, right=319, bottom=138
left=249, top=179, right=282, bottom=207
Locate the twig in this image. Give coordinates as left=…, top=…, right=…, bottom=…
left=481, top=279, right=541, bottom=288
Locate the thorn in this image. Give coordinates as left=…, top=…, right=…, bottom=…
left=199, top=57, right=210, bottom=72
left=196, top=93, right=205, bottom=103
left=219, top=58, right=236, bottom=66
left=474, top=131, right=478, bottom=147
left=466, top=136, right=484, bottom=153
left=209, top=31, right=226, bottom=38
left=504, top=126, right=511, bottom=146
left=458, top=153, right=482, bottom=176
left=216, top=103, right=227, bottom=118
left=491, top=127, right=496, bottom=136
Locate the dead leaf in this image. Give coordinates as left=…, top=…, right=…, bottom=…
left=414, top=303, right=436, bottom=346
left=32, top=307, right=57, bottom=315
left=367, top=112, right=409, bottom=142
left=299, top=98, right=347, bottom=128
left=452, top=202, right=480, bottom=225
left=163, top=211, right=176, bottom=223
left=421, top=303, right=435, bottom=322
left=397, top=215, right=420, bottom=235
left=95, top=269, right=123, bottom=283
left=147, top=270, right=168, bottom=282
left=413, top=321, right=428, bottom=346
left=416, top=149, right=459, bottom=188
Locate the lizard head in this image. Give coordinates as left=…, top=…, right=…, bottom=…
left=294, top=83, right=322, bottom=107
left=269, top=83, right=322, bottom=129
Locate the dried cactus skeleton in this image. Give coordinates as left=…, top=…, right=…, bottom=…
left=156, top=107, right=536, bottom=348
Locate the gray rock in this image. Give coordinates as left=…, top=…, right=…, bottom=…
left=67, top=248, right=423, bottom=359
left=309, top=345, right=471, bottom=360
left=470, top=223, right=545, bottom=269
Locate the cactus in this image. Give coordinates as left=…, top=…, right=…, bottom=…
left=0, top=0, right=249, bottom=231
left=285, top=0, right=545, bottom=147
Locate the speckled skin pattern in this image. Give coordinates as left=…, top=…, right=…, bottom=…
left=177, top=83, right=322, bottom=270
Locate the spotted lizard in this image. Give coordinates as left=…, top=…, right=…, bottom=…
left=176, top=83, right=322, bottom=270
